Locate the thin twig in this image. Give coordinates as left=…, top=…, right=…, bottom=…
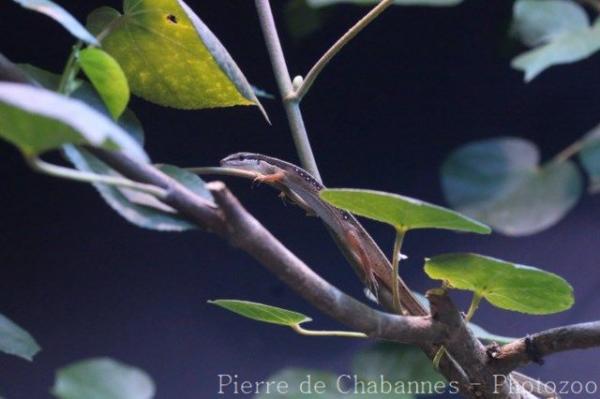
left=291, top=324, right=367, bottom=338
left=295, top=0, right=394, bottom=100
left=552, top=139, right=585, bottom=163
left=254, top=0, right=322, bottom=182
left=491, top=321, right=600, bottom=374
left=27, top=156, right=168, bottom=199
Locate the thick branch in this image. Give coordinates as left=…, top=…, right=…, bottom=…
left=490, top=321, right=600, bottom=374
left=89, top=149, right=442, bottom=344
left=428, top=290, right=514, bottom=398
left=208, top=181, right=443, bottom=343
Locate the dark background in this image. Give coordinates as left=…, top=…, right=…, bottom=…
left=1, top=0, right=600, bottom=397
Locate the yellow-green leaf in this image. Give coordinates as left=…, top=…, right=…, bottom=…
left=78, top=48, right=130, bottom=119
left=209, top=300, right=312, bottom=326
left=424, top=253, right=574, bottom=315
left=320, top=188, right=490, bottom=233
left=87, top=1, right=264, bottom=114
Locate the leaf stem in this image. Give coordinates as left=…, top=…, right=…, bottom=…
left=291, top=324, right=367, bottom=338
left=465, top=293, right=482, bottom=322
left=552, top=138, right=585, bottom=163
left=27, top=157, right=168, bottom=199
left=391, top=228, right=407, bottom=314
left=295, top=0, right=394, bottom=100
left=186, top=166, right=259, bottom=180
left=58, top=42, right=83, bottom=95
left=432, top=346, right=447, bottom=369
left=254, top=0, right=322, bottom=182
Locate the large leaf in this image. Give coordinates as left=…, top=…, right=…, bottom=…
left=511, top=1, right=600, bottom=81
left=86, top=1, right=264, bottom=114
left=64, top=147, right=214, bottom=231
left=52, top=358, right=155, bottom=399
left=579, top=124, right=600, bottom=193
left=254, top=369, right=343, bottom=398
left=78, top=48, right=130, bottom=119
left=0, top=83, right=147, bottom=163
left=209, top=300, right=312, bottom=326
left=511, top=0, right=588, bottom=47
left=308, top=0, right=462, bottom=7
left=441, top=137, right=583, bottom=236
left=424, top=253, right=574, bottom=315
left=352, top=343, right=444, bottom=398
left=320, top=189, right=490, bottom=233
left=0, top=313, right=40, bottom=361
left=11, top=0, right=98, bottom=45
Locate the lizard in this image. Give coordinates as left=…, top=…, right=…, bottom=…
left=220, top=152, right=427, bottom=317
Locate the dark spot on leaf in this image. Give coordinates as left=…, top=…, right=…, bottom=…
left=166, top=14, right=178, bottom=24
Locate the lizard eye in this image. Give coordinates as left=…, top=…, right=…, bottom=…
left=238, top=155, right=246, bottom=161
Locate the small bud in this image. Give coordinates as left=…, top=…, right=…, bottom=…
left=292, top=75, right=304, bottom=90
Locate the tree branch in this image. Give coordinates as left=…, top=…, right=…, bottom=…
left=490, top=321, right=600, bottom=374
left=254, top=0, right=322, bottom=182
left=295, top=0, right=394, bottom=100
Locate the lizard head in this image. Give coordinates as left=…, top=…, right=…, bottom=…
left=220, top=152, right=279, bottom=175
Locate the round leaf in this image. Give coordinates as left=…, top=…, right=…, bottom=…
left=209, top=300, right=312, bottom=326
left=0, top=312, right=40, bottom=361
left=0, top=83, right=148, bottom=163
left=79, top=48, right=130, bottom=119
left=12, top=0, right=98, bottom=45
left=512, top=0, right=588, bottom=47
left=511, top=16, right=600, bottom=81
left=441, top=137, right=583, bottom=236
left=52, top=358, right=155, bottom=399
left=86, top=1, right=264, bottom=114
left=424, top=253, right=574, bottom=314
left=320, top=189, right=490, bottom=233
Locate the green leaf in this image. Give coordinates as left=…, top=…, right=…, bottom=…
left=579, top=124, right=600, bottom=193
left=0, top=83, right=148, bottom=163
left=424, top=253, right=574, bottom=314
left=307, top=0, right=463, bottom=7
left=86, top=1, right=265, bottom=115
left=52, top=358, right=155, bottom=399
left=511, top=0, right=588, bottom=47
left=209, top=300, right=312, bottom=326
left=11, top=0, right=98, bottom=45
left=320, top=189, right=490, bottom=233
left=352, top=343, right=444, bottom=398
left=441, top=137, right=583, bottom=236
left=511, top=1, right=600, bottom=81
left=64, top=147, right=214, bottom=231
left=254, top=369, right=343, bottom=398
left=78, top=48, right=130, bottom=119
left=0, top=312, right=40, bottom=361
